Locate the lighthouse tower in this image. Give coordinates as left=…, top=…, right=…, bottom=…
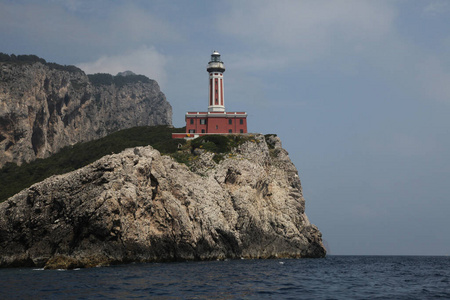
left=207, top=51, right=225, bottom=112
left=172, top=51, right=248, bottom=139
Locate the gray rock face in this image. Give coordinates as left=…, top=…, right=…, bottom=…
left=0, top=61, right=172, bottom=168
left=0, top=134, right=325, bottom=268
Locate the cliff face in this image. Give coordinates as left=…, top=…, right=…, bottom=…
left=0, top=134, right=325, bottom=269
left=0, top=60, right=172, bottom=168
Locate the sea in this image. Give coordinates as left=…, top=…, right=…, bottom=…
left=0, top=256, right=449, bottom=299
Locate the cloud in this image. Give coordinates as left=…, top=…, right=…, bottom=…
left=0, top=2, right=93, bottom=43
left=415, top=56, right=450, bottom=103
left=105, top=4, right=182, bottom=45
left=0, top=1, right=180, bottom=60
left=218, top=0, right=395, bottom=69
left=423, top=0, right=450, bottom=16
left=77, top=47, right=168, bottom=87
left=218, top=0, right=450, bottom=105
left=365, top=131, right=440, bottom=159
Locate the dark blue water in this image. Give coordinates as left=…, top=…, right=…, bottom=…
left=1, top=256, right=449, bottom=299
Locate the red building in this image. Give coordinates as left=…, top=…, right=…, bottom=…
left=172, top=51, right=248, bottom=139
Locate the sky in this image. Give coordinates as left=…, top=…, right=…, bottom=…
left=1, top=0, right=450, bottom=256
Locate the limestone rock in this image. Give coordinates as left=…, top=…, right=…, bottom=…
left=0, top=134, right=325, bottom=268
left=0, top=59, right=172, bottom=168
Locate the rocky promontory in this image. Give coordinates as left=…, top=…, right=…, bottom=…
left=0, top=54, right=172, bottom=167
left=0, top=134, right=325, bottom=269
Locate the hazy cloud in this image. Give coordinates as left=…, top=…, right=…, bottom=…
left=415, top=56, right=450, bottom=103
left=423, top=0, right=450, bottom=16
left=0, top=1, right=180, bottom=60
left=366, top=132, right=439, bottom=158
left=77, top=47, right=168, bottom=87
left=0, top=2, right=93, bottom=43
left=218, top=0, right=395, bottom=68
left=218, top=0, right=450, bottom=105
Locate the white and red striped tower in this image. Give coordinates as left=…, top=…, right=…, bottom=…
left=172, top=51, right=248, bottom=139
left=207, top=51, right=225, bottom=112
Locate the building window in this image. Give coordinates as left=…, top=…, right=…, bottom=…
left=189, top=129, right=195, bottom=133
left=228, top=119, right=232, bottom=125
left=240, top=119, right=244, bottom=125
left=229, top=129, right=232, bottom=133
left=190, top=119, right=194, bottom=125
left=240, top=129, right=244, bottom=133
left=216, top=125, right=218, bottom=129
left=200, top=119, right=206, bottom=125
left=201, top=129, right=205, bottom=133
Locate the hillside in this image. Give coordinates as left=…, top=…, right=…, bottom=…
left=0, top=53, right=172, bottom=168
left=0, top=126, right=186, bottom=203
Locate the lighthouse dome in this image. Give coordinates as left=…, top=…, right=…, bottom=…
left=207, top=50, right=225, bottom=72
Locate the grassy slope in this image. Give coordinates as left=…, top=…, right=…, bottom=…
left=0, top=126, right=186, bottom=203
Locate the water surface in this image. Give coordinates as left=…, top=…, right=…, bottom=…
left=1, top=256, right=449, bottom=299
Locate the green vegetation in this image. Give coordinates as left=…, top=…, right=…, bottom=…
left=0, top=126, right=186, bottom=203
left=172, top=134, right=256, bottom=165
left=190, top=134, right=253, bottom=153
left=264, top=134, right=280, bottom=157
left=264, top=134, right=278, bottom=149
left=88, top=73, right=152, bottom=88
left=0, top=130, right=258, bottom=203
left=0, top=53, right=46, bottom=64
left=0, top=52, right=82, bottom=73
left=191, top=135, right=232, bottom=153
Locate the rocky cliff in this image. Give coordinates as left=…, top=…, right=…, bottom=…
left=0, top=134, right=325, bottom=269
left=0, top=55, right=172, bottom=168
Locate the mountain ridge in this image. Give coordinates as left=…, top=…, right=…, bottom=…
left=0, top=53, right=172, bottom=168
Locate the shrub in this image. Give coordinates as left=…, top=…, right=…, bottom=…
left=0, top=52, right=82, bottom=73
left=192, top=134, right=256, bottom=154
left=88, top=73, right=152, bottom=88
left=0, top=126, right=186, bottom=203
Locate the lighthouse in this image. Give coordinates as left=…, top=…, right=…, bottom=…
left=207, top=51, right=225, bottom=112
left=172, top=51, right=248, bottom=139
